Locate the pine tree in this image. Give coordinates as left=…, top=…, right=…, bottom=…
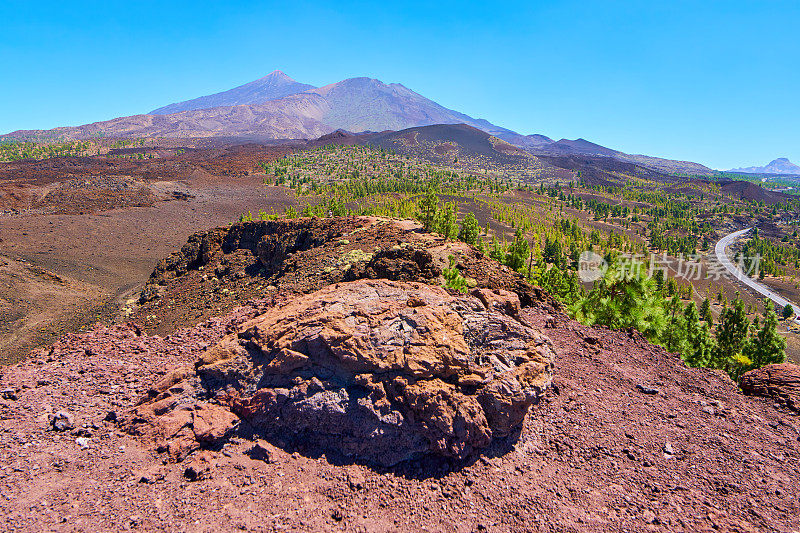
left=418, top=186, right=439, bottom=232
left=713, top=296, right=750, bottom=375
left=653, top=270, right=665, bottom=293
left=782, top=304, right=796, bottom=320
left=570, top=260, right=666, bottom=343
left=699, top=298, right=713, bottom=324
left=682, top=302, right=715, bottom=367
left=743, top=300, right=787, bottom=369
left=663, top=295, right=687, bottom=353
left=489, top=235, right=504, bottom=262
left=542, top=237, right=564, bottom=268
left=458, top=212, right=480, bottom=245
left=436, top=201, right=458, bottom=240
left=505, top=229, right=530, bottom=272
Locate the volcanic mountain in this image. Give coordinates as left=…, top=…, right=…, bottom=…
left=150, top=70, right=315, bottom=115
left=729, top=157, right=800, bottom=176
left=1, top=71, right=713, bottom=174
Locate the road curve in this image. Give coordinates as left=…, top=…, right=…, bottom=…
left=714, top=227, right=800, bottom=325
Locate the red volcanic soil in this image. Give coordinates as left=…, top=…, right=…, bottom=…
left=0, top=218, right=798, bottom=531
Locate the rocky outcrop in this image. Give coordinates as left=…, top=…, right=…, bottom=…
left=141, top=218, right=358, bottom=295
left=346, top=247, right=440, bottom=282
left=136, top=217, right=560, bottom=316
left=740, top=363, right=800, bottom=411
left=126, top=279, right=554, bottom=466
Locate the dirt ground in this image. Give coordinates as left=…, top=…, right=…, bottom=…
left=0, top=172, right=295, bottom=364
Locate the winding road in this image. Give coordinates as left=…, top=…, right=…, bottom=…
left=714, top=227, right=800, bottom=325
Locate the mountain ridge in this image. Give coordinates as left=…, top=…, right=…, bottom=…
left=729, top=157, right=800, bottom=176
left=1, top=72, right=714, bottom=175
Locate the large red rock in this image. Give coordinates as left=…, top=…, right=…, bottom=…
left=127, top=279, right=554, bottom=466
left=740, top=363, right=800, bottom=411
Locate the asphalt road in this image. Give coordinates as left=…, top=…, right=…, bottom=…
left=715, top=227, right=800, bottom=325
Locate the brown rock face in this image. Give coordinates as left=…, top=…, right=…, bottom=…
left=128, top=279, right=554, bottom=466
left=740, top=363, right=800, bottom=411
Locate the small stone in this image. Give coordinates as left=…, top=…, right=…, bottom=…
left=1, top=388, right=17, bottom=401
left=246, top=440, right=277, bottom=463
left=51, top=411, right=75, bottom=432
left=75, top=437, right=90, bottom=450
left=183, top=466, right=200, bottom=481
left=623, top=449, right=636, bottom=461
left=663, top=442, right=675, bottom=457
left=636, top=384, right=659, bottom=395
left=104, top=411, right=117, bottom=423
left=348, top=469, right=366, bottom=491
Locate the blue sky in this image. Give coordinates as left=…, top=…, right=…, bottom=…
left=1, top=0, right=798, bottom=170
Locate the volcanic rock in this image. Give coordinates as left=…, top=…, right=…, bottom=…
left=126, top=279, right=554, bottom=466
left=50, top=410, right=74, bottom=432
left=740, top=363, right=800, bottom=411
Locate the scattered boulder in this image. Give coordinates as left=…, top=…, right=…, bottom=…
left=636, top=384, right=659, bottom=395
left=740, top=363, right=800, bottom=411
left=246, top=439, right=279, bottom=463
left=50, top=410, right=74, bottom=432
left=346, top=246, right=440, bottom=282
left=1, top=388, right=17, bottom=401
left=126, top=279, right=554, bottom=467
left=123, top=397, right=239, bottom=461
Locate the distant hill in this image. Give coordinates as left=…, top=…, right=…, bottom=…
left=150, top=70, right=315, bottom=115
left=729, top=158, right=800, bottom=176
left=1, top=71, right=714, bottom=176
left=311, top=123, right=688, bottom=187
left=717, top=179, right=796, bottom=205
left=356, top=123, right=531, bottom=161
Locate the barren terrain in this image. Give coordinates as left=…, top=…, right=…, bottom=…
left=0, top=218, right=798, bottom=532
left=0, top=168, right=295, bottom=364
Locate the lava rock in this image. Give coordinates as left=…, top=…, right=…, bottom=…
left=50, top=411, right=75, bottom=432
left=0, top=388, right=17, bottom=401
left=740, top=363, right=800, bottom=412
left=129, top=279, right=554, bottom=467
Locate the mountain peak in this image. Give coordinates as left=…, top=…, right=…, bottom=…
left=263, top=69, right=293, bottom=81
left=729, top=157, right=800, bottom=176
left=150, top=71, right=315, bottom=115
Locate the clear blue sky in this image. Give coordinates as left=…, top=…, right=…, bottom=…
left=1, top=0, right=798, bottom=170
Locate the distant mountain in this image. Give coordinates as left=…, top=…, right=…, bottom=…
left=729, top=158, right=800, bottom=176
left=150, top=70, right=315, bottom=115
left=535, top=138, right=618, bottom=157
left=1, top=76, right=519, bottom=144
left=0, top=71, right=714, bottom=176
